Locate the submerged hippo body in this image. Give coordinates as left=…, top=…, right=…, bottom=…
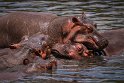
left=101, top=28, right=124, bottom=56
left=0, top=12, right=108, bottom=53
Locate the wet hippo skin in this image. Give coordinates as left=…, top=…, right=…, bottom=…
left=52, top=43, right=91, bottom=60
left=9, top=33, right=51, bottom=60
left=0, top=44, right=57, bottom=71
left=0, top=12, right=108, bottom=52
left=0, top=12, right=58, bottom=48
left=0, top=33, right=53, bottom=69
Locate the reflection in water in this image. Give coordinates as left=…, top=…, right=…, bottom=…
left=0, top=0, right=124, bottom=83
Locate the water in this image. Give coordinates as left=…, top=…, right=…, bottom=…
left=0, top=0, right=124, bottom=83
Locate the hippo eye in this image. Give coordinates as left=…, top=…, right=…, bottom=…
left=62, top=32, right=68, bottom=36
left=72, top=17, right=79, bottom=23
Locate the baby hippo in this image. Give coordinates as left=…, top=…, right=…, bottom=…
left=51, top=43, right=92, bottom=60
left=9, top=33, right=51, bottom=60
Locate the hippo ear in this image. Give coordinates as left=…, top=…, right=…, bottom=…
left=72, top=17, right=81, bottom=24
left=81, top=12, right=86, bottom=17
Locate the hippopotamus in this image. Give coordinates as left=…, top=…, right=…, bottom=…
left=0, top=47, right=57, bottom=71
left=52, top=42, right=93, bottom=60
left=0, top=33, right=56, bottom=69
left=0, top=12, right=108, bottom=53
left=9, top=33, right=51, bottom=60
left=0, top=32, right=89, bottom=72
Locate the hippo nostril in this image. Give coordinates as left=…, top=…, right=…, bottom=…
left=23, top=59, right=30, bottom=65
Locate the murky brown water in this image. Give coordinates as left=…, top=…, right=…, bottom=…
left=0, top=0, right=124, bottom=83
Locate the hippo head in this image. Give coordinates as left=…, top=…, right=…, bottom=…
left=61, top=13, right=108, bottom=55
left=63, top=12, right=108, bottom=55
left=9, top=34, right=51, bottom=60
left=26, top=34, right=52, bottom=60
left=51, top=43, right=93, bottom=60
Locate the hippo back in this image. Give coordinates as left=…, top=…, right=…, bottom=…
left=0, top=12, right=58, bottom=48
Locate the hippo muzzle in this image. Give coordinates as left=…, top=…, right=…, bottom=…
left=74, top=30, right=108, bottom=51
left=85, top=31, right=108, bottom=51
left=92, top=35, right=108, bottom=50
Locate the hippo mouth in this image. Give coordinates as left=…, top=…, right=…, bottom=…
left=83, top=42, right=107, bottom=56
left=73, top=41, right=107, bottom=56
left=85, top=36, right=108, bottom=56
left=73, top=34, right=108, bottom=56
left=81, top=41, right=108, bottom=56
